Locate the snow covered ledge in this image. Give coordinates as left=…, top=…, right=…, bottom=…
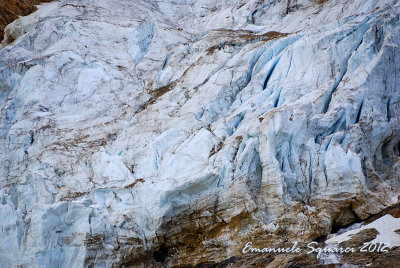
left=327, top=214, right=400, bottom=249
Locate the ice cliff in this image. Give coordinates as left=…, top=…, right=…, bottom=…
left=1, top=0, right=400, bottom=267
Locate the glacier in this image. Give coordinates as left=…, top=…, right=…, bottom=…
left=0, top=0, right=400, bottom=266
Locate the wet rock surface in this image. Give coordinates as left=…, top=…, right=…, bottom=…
left=0, top=0, right=400, bottom=267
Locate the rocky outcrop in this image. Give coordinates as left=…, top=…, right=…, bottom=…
left=197, top=204, right=400, bottom=267
left=0, top=0, right=399, bottom=267
left=0, top=0, right=53, bottom=42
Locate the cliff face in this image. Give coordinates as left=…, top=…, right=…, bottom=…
left=0, top=0, right=399, bottom=267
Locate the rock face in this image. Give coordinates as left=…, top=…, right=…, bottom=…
left=0, top=0, right=53, bottom=43
left=0, top=0, right=400, bottom=267
left=203, top=203, right=400, bottom=267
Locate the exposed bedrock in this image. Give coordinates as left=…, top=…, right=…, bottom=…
left=0, top=0, right=54, bottom=43
left=0, top=0, right=399, bottom=267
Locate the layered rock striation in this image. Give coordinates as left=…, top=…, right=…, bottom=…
left=0, top=0, right=400, bottom=267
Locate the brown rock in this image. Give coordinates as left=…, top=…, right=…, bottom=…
left=0, top=0, right=53, bottom=42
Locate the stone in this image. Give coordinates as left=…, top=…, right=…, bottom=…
left=0, top=0, right=400, bottom=266
left=0, top=0, right=53, bottom=43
